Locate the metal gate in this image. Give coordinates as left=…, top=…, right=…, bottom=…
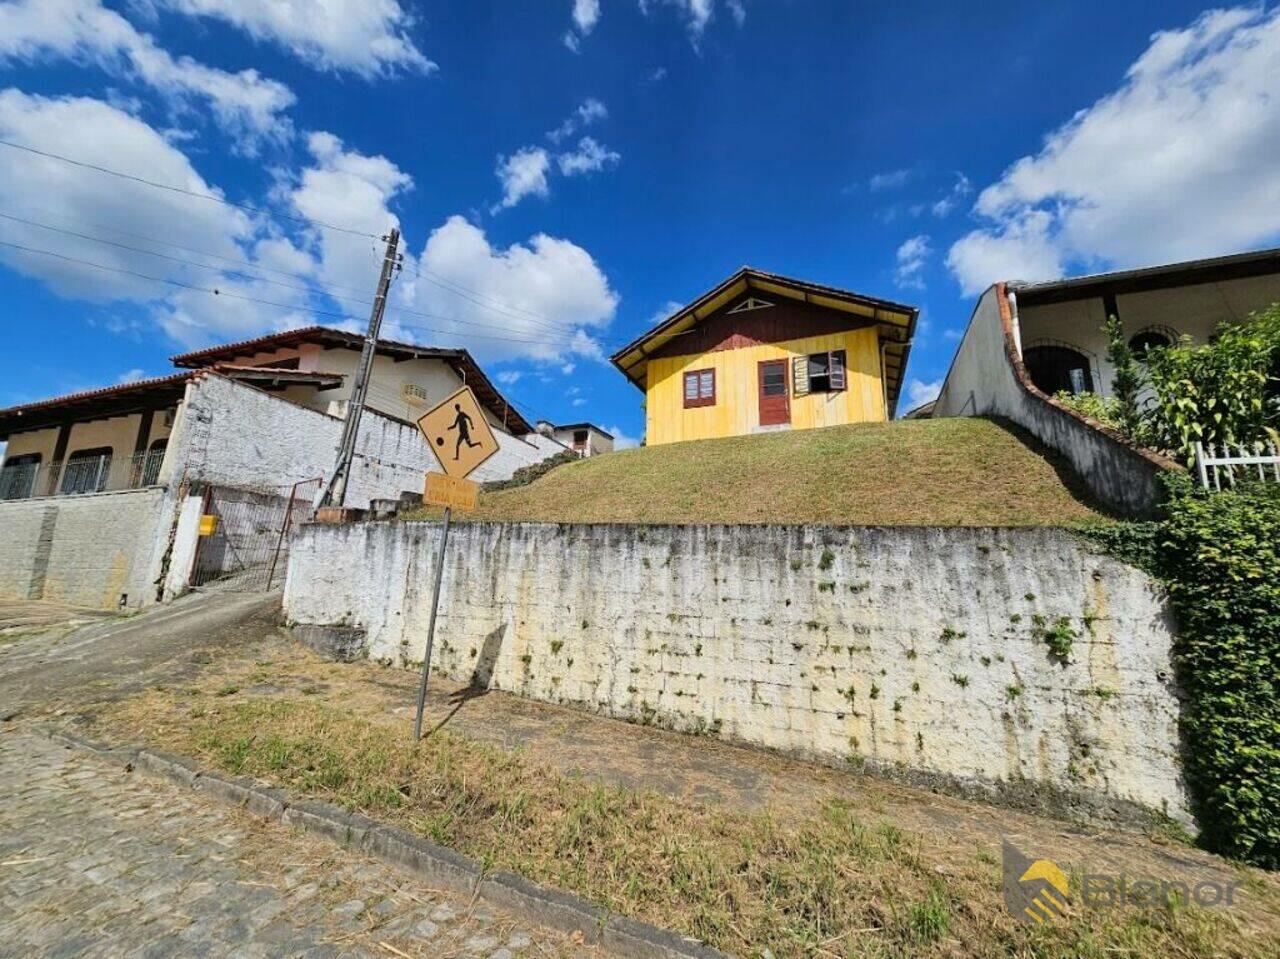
left=190, top=478, right=321, bottom=592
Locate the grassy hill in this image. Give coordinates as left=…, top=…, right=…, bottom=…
left=410, top=418, right=1109, bottom=527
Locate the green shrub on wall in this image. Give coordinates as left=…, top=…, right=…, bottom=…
left=1085, top=474, right=1280, bottom=868
left=1142, top=304, right=1280, bottom=466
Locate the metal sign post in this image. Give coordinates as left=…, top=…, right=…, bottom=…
left=412, top=503, right=452, bottom=740
left=411, top=385, right=495, bottom=741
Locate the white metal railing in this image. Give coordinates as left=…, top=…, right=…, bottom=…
left=0, top=448, right=168, bottom=501
left=1194, top=440, right=1280, bottom=490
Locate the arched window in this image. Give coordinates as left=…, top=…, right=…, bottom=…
left=1128, top=328, right=1174, bottom=361
left=1023, top=345, right=1095, bottom=396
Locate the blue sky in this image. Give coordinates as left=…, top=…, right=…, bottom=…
left=1, top=0, right=1278, bottom=448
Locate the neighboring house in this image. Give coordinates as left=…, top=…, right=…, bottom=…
left=0, top=326, right=559, bottom=609
left=611, top=268, right=918, bottom=446
left=535, top=420, right=614, bottom=456
left=933, top=246, right=1280, bottom=515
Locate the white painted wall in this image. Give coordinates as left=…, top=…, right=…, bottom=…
left=285, top=520, right=1190, bottom=826
left=934, top=288, right=1168, bottom=515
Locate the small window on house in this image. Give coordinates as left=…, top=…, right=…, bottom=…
left=793, top=350, right=847, bottom=396
left=60, top=447, right=113, bottom=495
left=683, top=368, right=716, bottom=408
left=0, top=453, right=41, bottom=500
left=573, top=429, right=589, bottom=448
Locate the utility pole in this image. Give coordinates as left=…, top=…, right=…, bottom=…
left=318, top=228, right=400, bottom=509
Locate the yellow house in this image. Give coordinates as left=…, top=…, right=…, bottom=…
left=611, top=268, right=918, bottom=446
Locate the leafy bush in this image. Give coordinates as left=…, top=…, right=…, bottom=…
left=1053, top=390, right=1123, bottom=430
left=1083, top=475, right=1280, bottom=868
left=1142, top=304, right=1280, bottom=466
left=1160, top=475, right=1280, bottom=868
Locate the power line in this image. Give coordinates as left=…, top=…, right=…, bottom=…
left=0, top=204, right=380, bottom=298
left=0, top=210, right=620, bottom=348
left=0, top=237, right=617, bottom=348
left=0, top=141, right=625, bottom=344
left=0, top=138, right=382, bottom=239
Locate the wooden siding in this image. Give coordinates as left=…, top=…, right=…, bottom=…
left=646, top=295, right=877, bottom=360
left=645, top=327, right=885, bottom=445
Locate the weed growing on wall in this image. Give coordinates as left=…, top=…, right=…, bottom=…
left=1082, top=474, right=1280, bottom=868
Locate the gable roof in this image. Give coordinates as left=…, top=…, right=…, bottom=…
left=609, top=267, right=918, bottom=415
left=170, top=326, right=533, bottom=435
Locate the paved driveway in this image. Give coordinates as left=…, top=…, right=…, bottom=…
left=0, top=593, right=591, bottom=959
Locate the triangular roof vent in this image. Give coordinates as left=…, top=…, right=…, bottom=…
left=726, top=297, right=775, bottom=314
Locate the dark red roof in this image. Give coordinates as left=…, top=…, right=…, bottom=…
left=0, top=373, right=193, bottom=439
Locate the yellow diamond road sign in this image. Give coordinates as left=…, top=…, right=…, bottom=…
left=416, top=386, right=500, bottom=480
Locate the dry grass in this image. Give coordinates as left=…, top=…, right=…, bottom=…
left=406, top=418, right=1109, bottom=527
left=98, top=677, right=1278, bottom=959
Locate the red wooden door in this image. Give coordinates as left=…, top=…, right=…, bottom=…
left=758, top=359, right=790, bottom=426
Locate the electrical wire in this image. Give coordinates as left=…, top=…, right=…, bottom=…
left=0, top=138, right=382, bottom=239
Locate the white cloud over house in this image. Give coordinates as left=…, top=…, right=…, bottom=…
left=563, top=0, right=601, bottom=52
left=894, top=234, right=931, bottom=290
left=496, top=100, right=620, bottom=210
left=493, top=147, right=553, bottom=211
left=0, top=0, right=294, bottom=151
left=152, top=0, right=434, bottom=77
left=948, top=6, right=1280, bottom=296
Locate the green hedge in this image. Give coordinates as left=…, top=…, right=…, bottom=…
left=1084, top=475, right=1280, bottom=868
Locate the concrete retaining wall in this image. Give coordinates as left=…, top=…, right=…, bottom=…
left=933, top=285, right=1175, bottom=516
left=284, top=520, right=1190, bottom=826
left=0, top=487, right=165, bottom=608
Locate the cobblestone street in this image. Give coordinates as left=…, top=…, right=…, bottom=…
left=0, top=729, right=589, bottom=959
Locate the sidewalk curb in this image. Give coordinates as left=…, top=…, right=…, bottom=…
left=43, top=725, right=730, bottom=959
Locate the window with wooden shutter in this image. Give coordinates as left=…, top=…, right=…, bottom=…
left=792, top=356, right=809, bottom=396
left=829, top=350, right=847, bottom=391
left=798, top=350, right=847, bottom=394
left=683, top=368, right=716, bottom=408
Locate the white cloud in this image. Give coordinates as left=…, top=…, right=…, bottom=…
left=0, top=0, right=294, bottom=150
left=604, top=423, right=641, bottom=449
left=0, top=90, right=251, bottom=302
left=498, top=103, right=619, bottom=210
left=412, top=215, right=619, bottom=363
left=948, top=7, right=1280, bottom=296
left=492, top=147, right=551, bottom=211
left=557, top=137, right=621, bottom=176
left=930, top=172, right=971, bottom=218
left=117, top=367, right=147, bottom=383
left=894, top=234, right=931, bottom=289
left=869, top=168, right=911, bottom=192
left=547, top=98, right=608, bottom=144
left=905, top=378, right=942, bottom=410
left=496, top=370, right=523, bottom=385
left=571, top=396, right=587, bottom=406
left=638, top=0, right=744, bottom=43
left=563, top=0, right=601, bottom=51
left=289, top=131, right=411, bottom=297
left=946, top=209, right=1064, bottom=297
left=154, top=0, right=433, bottom=77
